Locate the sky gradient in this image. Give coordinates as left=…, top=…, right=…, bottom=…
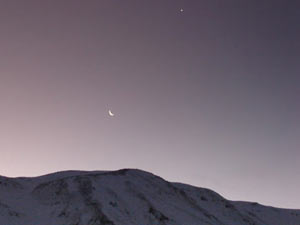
left=0, top=0, right=299, bottom=208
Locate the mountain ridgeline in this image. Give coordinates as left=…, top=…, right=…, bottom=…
left=0, top=169, right=299, bottom=225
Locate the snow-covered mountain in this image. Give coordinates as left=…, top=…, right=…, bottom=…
left=0, top=169, right=299, bottom=225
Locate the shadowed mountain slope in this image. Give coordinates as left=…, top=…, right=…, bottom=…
left=0, top=169, right=299, bottom=225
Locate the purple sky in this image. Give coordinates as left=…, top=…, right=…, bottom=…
left=0, top=0, right=299, bottom=208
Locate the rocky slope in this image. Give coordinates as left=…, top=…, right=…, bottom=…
left=0, top=169, right=299, bottom=225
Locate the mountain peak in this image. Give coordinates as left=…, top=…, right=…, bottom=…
left=0, top=169, right=299, bottom=225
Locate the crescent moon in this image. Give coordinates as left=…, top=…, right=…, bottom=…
left=108, top=110, right=114, bottom=117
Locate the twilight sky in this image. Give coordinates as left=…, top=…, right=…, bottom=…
left=0, top=0, right=299, bottom=208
